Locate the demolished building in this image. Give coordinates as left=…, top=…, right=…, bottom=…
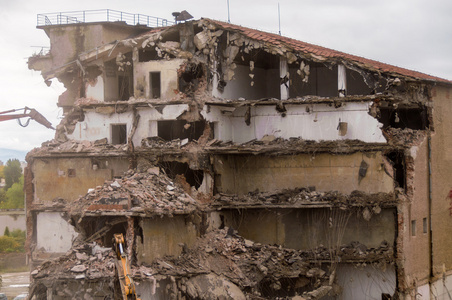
left=25, top=9, right=452, bottom=299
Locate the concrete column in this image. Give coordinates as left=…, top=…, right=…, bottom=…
left=338, top=64, right=347, bottom=97
left=280, top=56, right=289, bottom=100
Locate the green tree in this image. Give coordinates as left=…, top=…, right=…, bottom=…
left=2, top=176, right=24, bottom=209
left=3, top=226, right=9, bottom=236
left=4, top=159, right=21, bottom=190
left=0, top=165, right=4, bottom=179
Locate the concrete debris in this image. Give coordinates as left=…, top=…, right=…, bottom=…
left=29, top=228, right=392, bottom=299
left=69, top=169, right=199, bottom=218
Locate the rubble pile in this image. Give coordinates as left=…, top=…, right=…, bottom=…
left=385, top=127, right=427, bottom=146
left=29, top=242, right=117, bottom=299
left=28, top=139, right=128, bottom=156
left=213, top=189, right=397, bottom=208
left=141, top=228, right=392, bottom=299
left=70, top=169, right=199, bottom=218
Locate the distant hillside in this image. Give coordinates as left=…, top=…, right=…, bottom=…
left=0, top=148, right=28, bottom=163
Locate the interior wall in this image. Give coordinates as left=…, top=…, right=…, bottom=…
left=134, top=59, right=185, bottom=100
left=334, top=264, right=396, bottom=300
left=137, top=216, right=197, bottom=264
left=86, top=75, right=104, bottom=101
left=203, top=102, right=386, bottom=144
left=217, top=208, right=395, bottom=250
left=213, top=65, right=279, bottom=100
left=32, top=157, right=127, bottom=203
left=289, top=64, right=337, bottom=97
left=213, top=152, right=394, bottom=195
left=36, top=211, right=78, bottom=253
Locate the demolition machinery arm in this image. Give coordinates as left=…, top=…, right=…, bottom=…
left=0, top=107, right=54, bottom=129
left=112, top=233, right=141, bottom=300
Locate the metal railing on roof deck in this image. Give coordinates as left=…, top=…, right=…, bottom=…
left=37, top=9, right=174, bottom=28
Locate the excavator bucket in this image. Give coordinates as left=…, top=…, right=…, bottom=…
left=27, top=108, right=54, bottom=129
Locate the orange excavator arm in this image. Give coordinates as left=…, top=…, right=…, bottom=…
left=112, top=233, right=141, bottom=300
left=0, top=107, right=54, bottom=129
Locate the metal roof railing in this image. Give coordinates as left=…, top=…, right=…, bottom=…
left=37, top=9, right=174, bottom=28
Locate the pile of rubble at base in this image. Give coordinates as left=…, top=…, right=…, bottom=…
left=28, top=227, right=394, bottom=299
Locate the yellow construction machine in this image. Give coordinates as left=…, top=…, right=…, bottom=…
left=112, top=233, right=141, bottom=300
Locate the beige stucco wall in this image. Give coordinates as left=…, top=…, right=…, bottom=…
left=400, top=138, right=430, bottom=288
left=213, top=152, right=394, bottom=195
left=134, top=59, right=185, bottom=100
left=137, top=216, right=198, bottom=264
left=32, top=157, right=128, bottom=203
left=430, top=85, right=452, bottom=278
left=218, top=208, right=395, bottom=250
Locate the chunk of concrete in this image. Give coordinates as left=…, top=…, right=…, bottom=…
left=185, top=273, right=245, bottom=300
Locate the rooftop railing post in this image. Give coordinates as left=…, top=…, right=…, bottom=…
left=120, top=11, right=123, bottom=22
left=107, top=9, right=109, bottom=22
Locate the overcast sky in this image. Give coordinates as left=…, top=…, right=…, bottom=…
left=0, top=0, right=451, bottom=155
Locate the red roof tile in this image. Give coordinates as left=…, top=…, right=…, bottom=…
left=203, top=18, right=452, bottom=84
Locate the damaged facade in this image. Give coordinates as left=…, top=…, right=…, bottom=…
left=25, top=10, right=452, bottom=299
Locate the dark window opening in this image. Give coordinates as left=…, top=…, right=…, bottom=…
left=150, top=72, right=161, bottom=98
left=111, top=124, right=127, bottom=144
left=379, top=107, right=428, bottom=130
left=67, top=169, right=76, bottom=177
left=179, top=63, right=204, bottom=95
left=118, top=75, right=132, bottom=100
left=159, top=161, right=203, bottom=189
left=289, top=63, right=338, bottom=98
left=80, top=218, right=127, bottom=247
left=411, top=220, right=416, bottom=236
left=423, top=217, right=428, bottom=234
left=139, top=48, right=160, bottom=62
left=157, top=120, right=209, bottom=141
left=386, top=152, right=406, bottom=190
left=382, top=293, right=392, bottom=300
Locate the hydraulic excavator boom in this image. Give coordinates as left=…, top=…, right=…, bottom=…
left=0, top=107, right=54, bottom=129
left=112, top=233, right=141, bottom=300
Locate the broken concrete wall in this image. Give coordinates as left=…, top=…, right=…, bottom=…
left=32, top=157, right=127, bottom=203
left=213, top=152, right=394, bottom=195
left=134, top=58, right=185, bottom=99
left=214, top=208, right=395, bottom=250
left=334, top=264, right=396, bottom=300
left=203, top=102, right=386, bottom=144
left=36, top=211, right=78, bottom=254
left=67, top=104, right=190, bottom=145
left=33, top=23, right=146, bottom=73
left=137, top=215, right=198, bottom=264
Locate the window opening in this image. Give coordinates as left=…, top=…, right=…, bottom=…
left=159, top=161, right=204, bottom=189
left=150, top=72, right=161, bottom=98
left=379, top=107, right=428, bottom=130
left=157, top=120, right=209, bottom=141
left=411, top=220, right=416, bottom=236
left=423, top=217, right=428, bottom=234
left=111, top=124, right=127, bottom=144
left=386, top=152, right=406, bottom=190
left=67, top=169, right=76, bottom=177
